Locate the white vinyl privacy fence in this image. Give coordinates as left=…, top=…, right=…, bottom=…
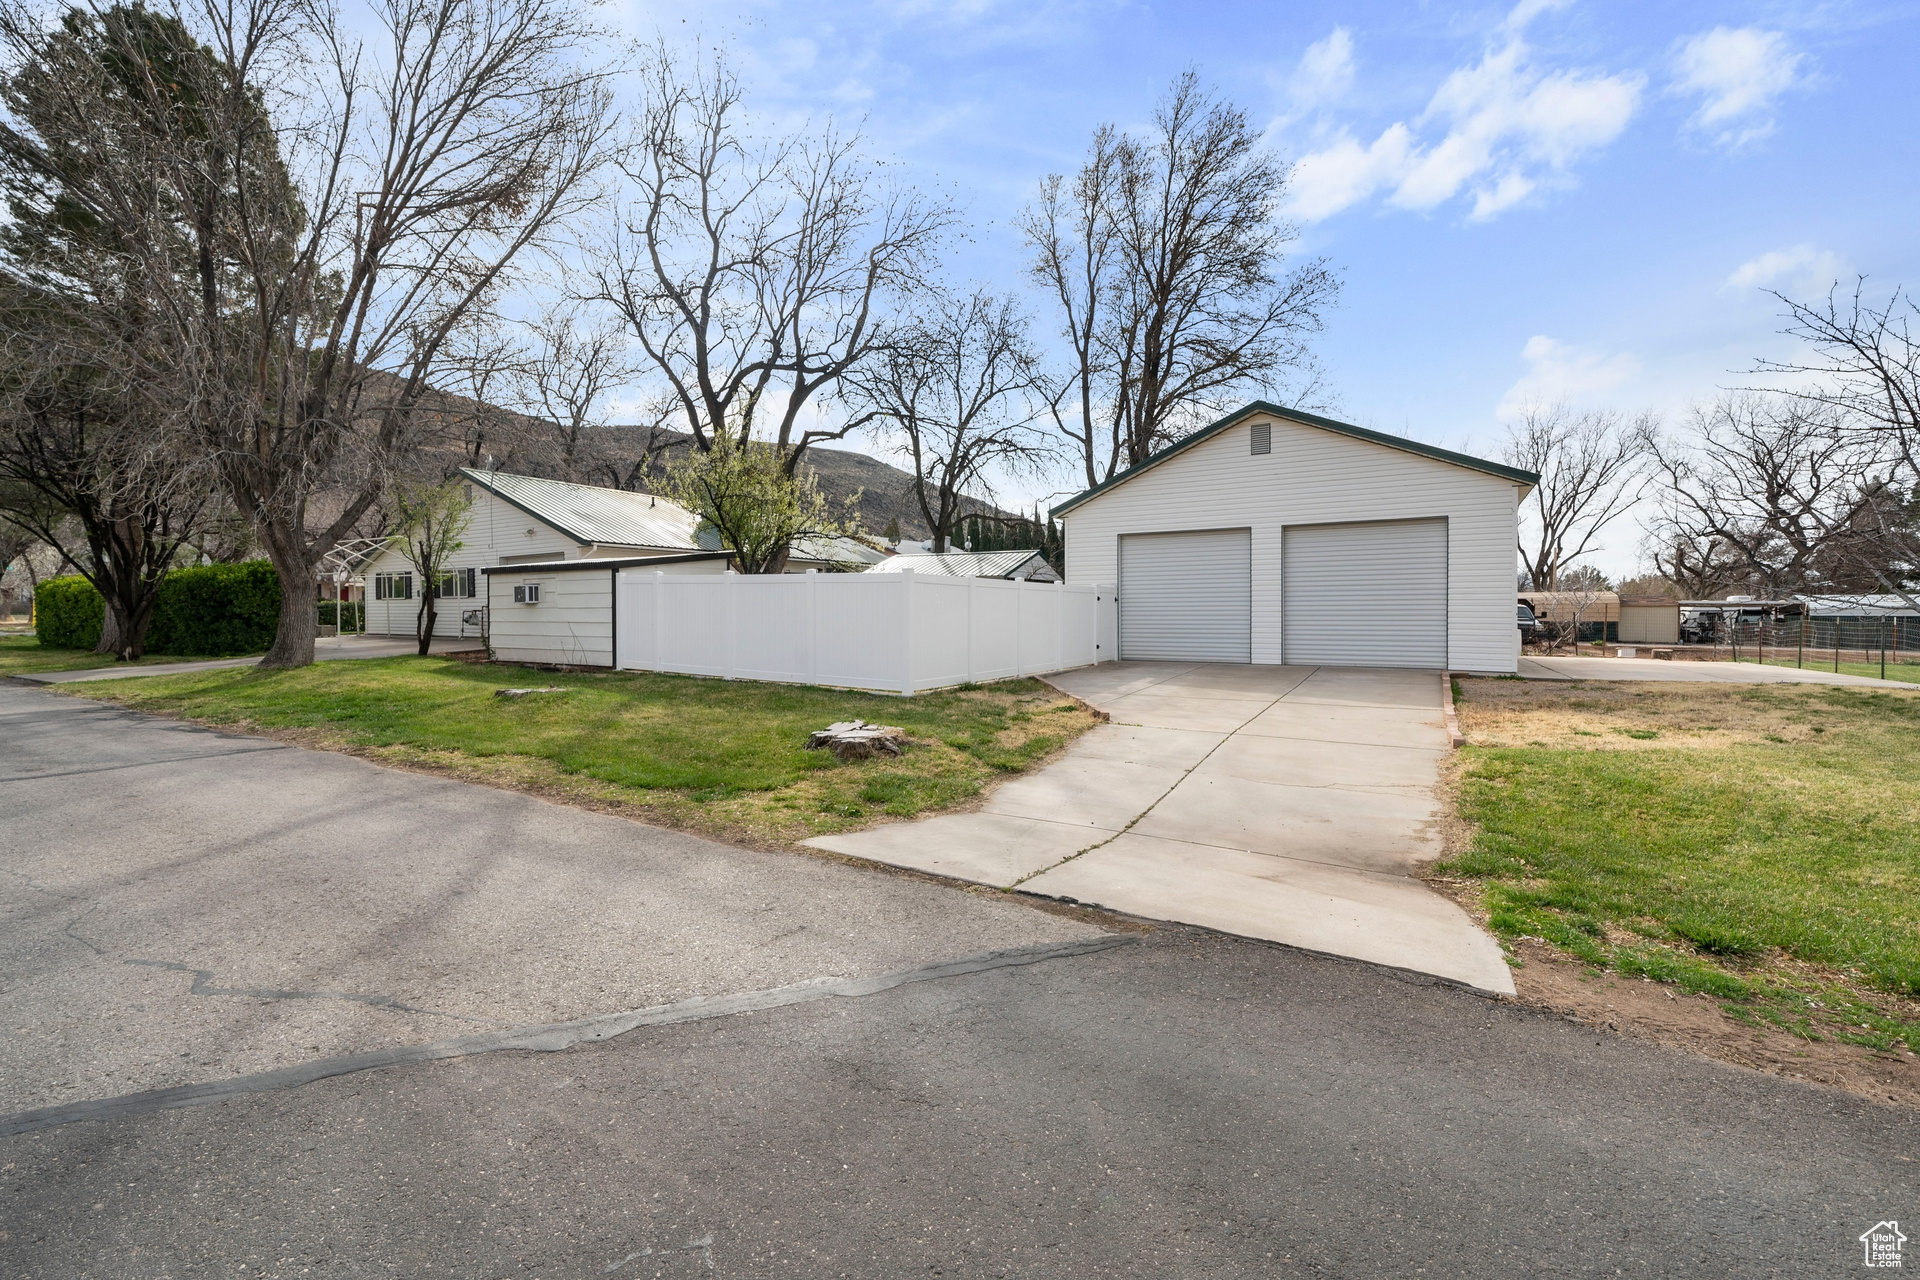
left=615, top=569, right=1116, bottom=694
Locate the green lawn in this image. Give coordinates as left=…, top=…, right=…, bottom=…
left=72, top=656, right=1096, bottom=846
left=1444, top=678, right=1920, bottom=1051
left=1742, top=655, right=1920, bottom=684
left=0, top=634, right=256, bottom=676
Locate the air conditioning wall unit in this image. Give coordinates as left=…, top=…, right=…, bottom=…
left=513, top=583, right=541, bottom=605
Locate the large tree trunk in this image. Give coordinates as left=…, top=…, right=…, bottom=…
left=257, top=543, right=318, bottom=669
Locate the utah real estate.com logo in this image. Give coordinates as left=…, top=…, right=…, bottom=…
left=1862, top=1221, right=1906, bottom=1269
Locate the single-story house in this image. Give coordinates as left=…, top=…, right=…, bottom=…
left=360, top=468, right=886, bottom=644
left=866, top=550, right=1060, bottom=582
left=1052, top=402, right=1538, bottom=673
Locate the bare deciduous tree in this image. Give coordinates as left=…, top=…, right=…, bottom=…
left=851, top=289, right=1045, bottom=552
left=0, top=0, right=616, bottom=666
left=1749, top=281, right=1920, bottom=606
left=595, top=46, right=949, bottom=472
left=1023, top=71, right=1339, bottom=487
left=1642, top=395, right=1871, bottom=599
left=1503, top=403, right=1648, bottom=591
left=506, top=302, right=645, bottom=485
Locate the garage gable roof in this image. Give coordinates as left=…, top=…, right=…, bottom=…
left=1051, top=402, right=1539, bottom=517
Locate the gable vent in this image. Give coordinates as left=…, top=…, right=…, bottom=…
left=1250, top=423, right=1271, bottom=455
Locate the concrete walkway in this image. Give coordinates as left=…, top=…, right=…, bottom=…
left=1519, top=654, right=1917, bottom=688
left=806, top=662, right=1514, bottom=994
left=15, top=634, right=483, bottom=684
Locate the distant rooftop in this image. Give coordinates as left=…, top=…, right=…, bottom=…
left=867, top=550, right=1059, bottom=581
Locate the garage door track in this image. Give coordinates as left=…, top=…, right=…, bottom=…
left=806, top=662, right=1513, bottom=993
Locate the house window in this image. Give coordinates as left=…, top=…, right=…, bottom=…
left=513, top=582, right=541, bottom=605
left=374, top=572, right=413, bottom=601
left=432, top=568, right=477, bottom=599
left=1250, top=423, right=1271, bottom=455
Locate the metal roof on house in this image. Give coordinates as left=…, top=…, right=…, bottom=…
left=866, top=550, right=1059, bottom=580
left=794, top=535, right=888, bottom=567
left=462, top=468, right=706, bottom=550
left=479, top=553, right=731, bottom=575
left=1051, top=401, right=1540, bottom=517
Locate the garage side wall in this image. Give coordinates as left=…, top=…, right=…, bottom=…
left=1061, top=417, right=1521, bottom=672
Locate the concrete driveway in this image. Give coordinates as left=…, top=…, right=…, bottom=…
left=807, top=662, right=1512, bottom=994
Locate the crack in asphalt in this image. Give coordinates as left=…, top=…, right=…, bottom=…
left=0, top=934, right=1135, bottom=1137
left=0, top=743, right=289, bottom=784
left=124, top=959, right=496, bottom=1024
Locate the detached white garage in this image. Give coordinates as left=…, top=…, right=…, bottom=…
left=1054, top=403, right=1537, bottom=673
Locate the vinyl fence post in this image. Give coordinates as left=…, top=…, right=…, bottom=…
left=1055, top=579, right=1065, bottom=673
left=807, top=569, right=819, bottom=686
left=725, top=569, right=737, bottom=680
left=1015, top=578, right=1026, bottom=677
left=965, top=576, right=976, bottom=685
left=653, top=571, right=665, bottom=672
left=900, top=569, right=915, bottom=696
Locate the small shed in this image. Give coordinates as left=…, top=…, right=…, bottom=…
left=482, top=553, right=730, bottom=667
left=1617, top=595, right=1680, bottom=645
left=866, top=550, right=1059, bottom=582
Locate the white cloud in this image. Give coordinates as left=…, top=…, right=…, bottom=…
left=1287, top=124, right=1415, bottom=222
left=1672, top=27, right=1803, bottom=146
left=1289, top=28, right=1355, bottom=112
left=1497, top=335, right=1641, bottom=418
left=1724, top=244, right=1846, bottom=295
left=1285, top=0, right=1641, bottom=222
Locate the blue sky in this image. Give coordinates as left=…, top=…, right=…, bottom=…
left=618, top=0, right=1919, bottom=575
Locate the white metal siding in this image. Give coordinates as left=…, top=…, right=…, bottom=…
left=1119, top=529, right=1251, bottom=662
left=1282, top=520, right=1447, bottom=668
left=487, top=568, right=616, bottom=666
left=1059, top=415, right=1523, bottom=672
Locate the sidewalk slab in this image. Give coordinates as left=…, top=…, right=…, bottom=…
left=1097, top=692, right=1276, bottom=732
left=1129, top=773, right=1441, bottom=875
left=981, top=757, right=1190, bottom=830
left=1237, top=702, right=1448, bottom=747
left=17, top=636, right=484, bottom=684
left=804, top=812, right=1111, bottom=887
left=1021, top=833, right=1514, bottom=993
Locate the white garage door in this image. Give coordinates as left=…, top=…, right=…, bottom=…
left=1119, top=529, right=1251, bottom=662
left=1283, top=519, right=1448, bottom=668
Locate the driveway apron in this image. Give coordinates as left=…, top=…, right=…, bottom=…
left=804, top=662, right=1514, bottom=993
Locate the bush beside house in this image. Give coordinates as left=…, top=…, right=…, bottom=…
left=35, top=561, right=283, bottom=655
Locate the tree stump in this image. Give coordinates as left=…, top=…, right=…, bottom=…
left=806, top=719, right=908, bottom=760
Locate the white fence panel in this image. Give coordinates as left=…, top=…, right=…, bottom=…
left=664, top=576, right=731, bottom=676
left=908, top=575, right=972, bottom=692
left=967, top=580, right=1022, bottom=681
left=732, top=572, right=813, bottom=682
left=616, top=568, right=1113, bottom=694
left=813, top=573, right=910, bottom=692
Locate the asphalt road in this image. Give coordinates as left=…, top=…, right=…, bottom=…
left=2, top=681, right=1915, bottom=1277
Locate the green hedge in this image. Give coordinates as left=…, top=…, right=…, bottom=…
left=35, top=561, right=283, bottom=655
left=33, top=575, right=105, bottom=649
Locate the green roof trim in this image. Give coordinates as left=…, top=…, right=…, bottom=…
left=1050, top=401, right=1540, bottom=517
